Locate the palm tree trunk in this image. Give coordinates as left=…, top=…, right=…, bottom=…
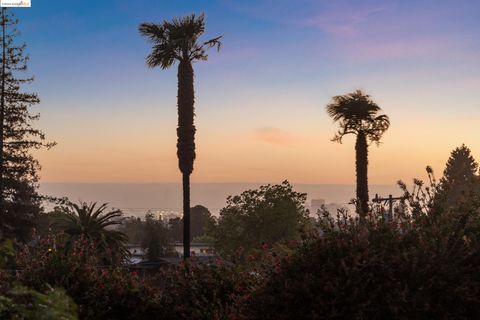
left=182, top=172, right=190, bottom=258
left=355, top=131, right=369, bottom=218
left=177, top=59, right=195, bottom=259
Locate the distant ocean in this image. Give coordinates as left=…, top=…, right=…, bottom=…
left=39, top=183, right=404, bottom=217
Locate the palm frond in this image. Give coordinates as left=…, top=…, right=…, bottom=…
left=55, top=201, right=128, bottom=264
left=138, top=23, right=166, bottom=43
left=139, top=12, right=221, bottom=68
left=203, top=35, right=223, bottom=51
left=325, top=89, right=389, bottom=143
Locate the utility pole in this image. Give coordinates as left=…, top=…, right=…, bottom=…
left=372, top=194, right=407, bottom=222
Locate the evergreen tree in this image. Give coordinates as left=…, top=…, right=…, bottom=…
left=0, top=9, right=54, bottom=240
left=437, top=144, right=480, bottom=207
left=141, top=213, right=174, bottom=261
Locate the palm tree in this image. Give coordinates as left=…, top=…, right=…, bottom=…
left=326, top=90, right=390, bottom=218
left=57, top=202, right=128, bottom=264
left=139, top=13, right=221, bottom=258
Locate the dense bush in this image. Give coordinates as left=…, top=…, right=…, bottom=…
left=14, top=234, right=252, bottom=319
left=158, top=258, right=254, bottom=319
left=16, top=234, right=163, bottom=319
left=0, top=284, right=77, bottom=320
left=239, top=207, right=480, bottom=319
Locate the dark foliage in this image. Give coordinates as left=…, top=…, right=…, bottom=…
left=16, top=234, right=165, bottom=320
left=55, top=202, right=129, bottom=264
left=117, top=216, right=143, bottom=245
left=241, top=205, right=480, bottom=319
left=169, top=205, right=215, bottom=242
left=436, top=144, right=480, bottom=207
left=0, top=280, right=77, bottom=319
left=209, top=181, right=309, bottom=257
left=0, top=8, right=55, bottom=241
left=140, top=213, right=176, bottom=260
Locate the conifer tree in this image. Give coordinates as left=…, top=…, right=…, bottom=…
left=437, top=144, right=479, bottom=207
left=0, top=8, right=54, bottom=240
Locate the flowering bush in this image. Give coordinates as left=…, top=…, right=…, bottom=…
left=238, top=206, right=480, bottom=319
left=15, top=234, right=255, bottom=319
left=16, top=234, right=164, bottom=319
left=156, top=258, right=250, bottom=319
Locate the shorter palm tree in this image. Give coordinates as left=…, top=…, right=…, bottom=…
left=326, top=90, right=390, bottom=217
left=57, top=202, right=128, bottom=264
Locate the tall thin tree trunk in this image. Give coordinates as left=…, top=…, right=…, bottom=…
left=182, top=173, right=190, bottom=258
left=355, top=131, right=369, bottom=218
left=177, top=59, right=195, bottom=259
left=0, top=9, right=6, bottom=219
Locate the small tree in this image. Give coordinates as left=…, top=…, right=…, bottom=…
left=436, top=144, right=480, bottom=207
left=140, top=213, right=175, bottom=261
left=118, top=216, right=144, bottom=245
left=56, top=202, right=128, bottom=264
left=168, top=205, right=215, bottom=242
left=210, top=181, right=309, bottom=257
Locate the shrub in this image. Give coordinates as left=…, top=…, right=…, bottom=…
left=240, top=208, right=480, bottom=319
left=158, top=258, right=251, bottom=319
left=0, top=285, right=77, bottom=320
left=16, top=234, right=163, bottom=319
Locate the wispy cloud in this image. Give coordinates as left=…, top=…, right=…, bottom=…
left=253, top=127, right=296, bottom=146
left=303, top=5, right=389, bottom=37
left=221, top=0, right=391, bottom=37
left=337, top=34, right=479, bottom=61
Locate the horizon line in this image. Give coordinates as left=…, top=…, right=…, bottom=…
left=40, top=181, right=400, bottom=186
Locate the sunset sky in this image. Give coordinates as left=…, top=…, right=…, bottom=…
left=16, top=0, right=480, bottom=185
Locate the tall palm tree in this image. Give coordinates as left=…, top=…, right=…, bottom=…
left=57, top=202, right=128, bottom=264
left=326, top=90, right=390, bottom=218
left=139, top=13, right=221, bottom=258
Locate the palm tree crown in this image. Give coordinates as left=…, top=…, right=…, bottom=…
left=139, top=13, right=221, bottom=68
left=326, top=90, right=390, bottom=144
left=57, top=202, right=128, bottom=263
